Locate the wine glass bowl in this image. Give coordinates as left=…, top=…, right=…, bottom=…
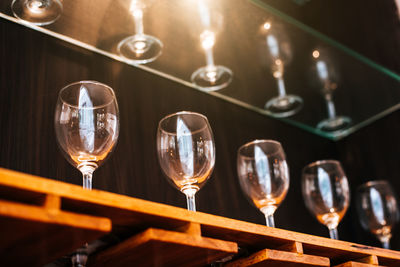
left=356, top=180, right=399, bottom=249
left=54, top=81, right=119, bottom=189
left=117, top=0, right=163, bottom=64
left=301, top=160, right=350, bottom=239
left=157, top=111, right=215, bottom=211
left=11, top=0, right=63, bottom=26
left=237, top=140, right=290, bottom=227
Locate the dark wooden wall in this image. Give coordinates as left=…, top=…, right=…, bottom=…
left=0, top=13, right=399, bottom=255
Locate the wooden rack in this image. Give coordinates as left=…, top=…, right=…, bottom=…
left=0, top=167, right=399, bottom=266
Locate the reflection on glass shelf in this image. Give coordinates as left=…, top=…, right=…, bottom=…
left=1, top=0, right=399, bottom=140
left=190, top=0, right=233, bottom=91
left=117, top=0, right=163, bottom=64
left=311, top=48, right=352, bottom=133
left=11, top=0, right=62, bottom=26
left=262, top=20, right=303, bottom=118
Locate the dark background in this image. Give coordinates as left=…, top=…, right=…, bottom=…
left=0, top=0, right=400, bottom=254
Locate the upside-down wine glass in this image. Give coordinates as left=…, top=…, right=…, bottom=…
left=262, top=21, right=303, bottom=118
left=55, top=81, right=119, bottom=266
left=356, top=180, right=399, bottom=249
left=11, top=0, right=62, bottom=26
left=157, top=111, right=215, bottom=211
left=311, top=49, right=351, bottom=132
left=237, top=140, right=290, bottom=227
left=190, top=0, right=233, bottom=91
left=117, top=0, right=163, bottom=64
left=302, top=160, right=350, bottom=239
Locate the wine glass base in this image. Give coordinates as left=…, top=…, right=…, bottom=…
left=317, top=116, right=351, bottom=132
left=11, top=0, right=62, bottom=26
left=117, top=34, right=163, bottom=65
left=264, top=95, right=303, bottom=118
left=191, top=65, right=233, bottom=92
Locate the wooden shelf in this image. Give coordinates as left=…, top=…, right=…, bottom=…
left=0, top=173, right=111, bottom=266
left=0, top=167, right=400, bottom=266
left=91, top=227, right=237, bottom=266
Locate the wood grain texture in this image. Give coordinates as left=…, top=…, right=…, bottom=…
left=334, top=262, right=383, bottom=267
left=91, top=228, right=238, bottom=267
left=1, top=168, right=399, bottom=266
left=226, top=248, right=330, bottom=267
left=0, top=11, right=399, bottom=257
left=0, top=197, right=111, bottom=266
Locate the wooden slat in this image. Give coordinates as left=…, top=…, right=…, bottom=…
left=334, top=262, right=383, bottom=267
left=0, top=199, right=111, bottom=267
left=226, top=248, right=330, bottom=267
left=277, top=241, right=304, bottom=254
left=90, top=228, right=238, bottom=267
left=356, top=255, right=379, bottom=265
left=0, top=168, right=400, bottom=266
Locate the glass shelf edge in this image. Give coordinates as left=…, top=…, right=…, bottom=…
left=249, top=0, right=400, bottom=81
left=1, top=12, right=398, bottom=142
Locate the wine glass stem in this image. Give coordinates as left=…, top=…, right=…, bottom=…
left=329, top=227, right=339, bottom=240
left=276, top=77, right=286, bottom=97
left=133, top=9, right=144, bottom=36
left=381, top=240, right=390, bottom=249
left=264, top=214, right=275, bottom=227
left=186, top=194, right=196, bottom=211
left=82, top=172, right=93, bottom=190
left=326, top=98, right=337, bottom=119
left=205, top=48, right=215, bottom=69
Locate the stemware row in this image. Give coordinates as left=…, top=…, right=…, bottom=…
left=54, top=81, right=399, bottom=260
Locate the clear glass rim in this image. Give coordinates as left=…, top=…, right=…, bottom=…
left=58, top=80, right=117, bottom=110
left=237, top=139, right=283, bottom=157
left=302, top=159, right=341, bottom=172
left=158, top=111, right=210, bottom=135
left=358, top=180, right=391, bottom=189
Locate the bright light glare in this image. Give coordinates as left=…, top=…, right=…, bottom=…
left=134, top=41, right=146, bottom=51
left=312, top=50, right=320, bottom=59
left=132, top=8, right=143, bottom=18
left=200, top=30, right=215, bottom=50
left=263, top=22, right=271, bottom=30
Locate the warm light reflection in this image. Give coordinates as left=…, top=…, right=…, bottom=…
left=312, top=50, right=320, bottom=59
left=134, top=40, right=146, bottom=54
left=263, top=22, right=271, bottom=30
left=200, top=30, right=215, bottom=50
left=130, top=0, right=143, bottom=13
left=27, top=0, right=46, bottom=13
left=132, top=8, right=143, bottom=19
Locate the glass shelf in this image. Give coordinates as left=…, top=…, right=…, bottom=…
left=1, top=0, right=399, bottom=140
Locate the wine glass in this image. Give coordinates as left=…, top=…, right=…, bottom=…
left=117, top=0, right=163, bottom=64
left=11, top=0, right=62, bottom=26
left=237, top=140, right=290, bottom=227
left=55, top=81, right=119, bottom=266
left=302, top=160, right=350, bottom=239
left=311, top=49, right=351, bottom=132
left=262, top=21, right=303, bottom=118
left=190, top=0, right=233, bottom=91
left=157, top=111, right=215, bottom=211
left=356, top=180, right=399, bottom=249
